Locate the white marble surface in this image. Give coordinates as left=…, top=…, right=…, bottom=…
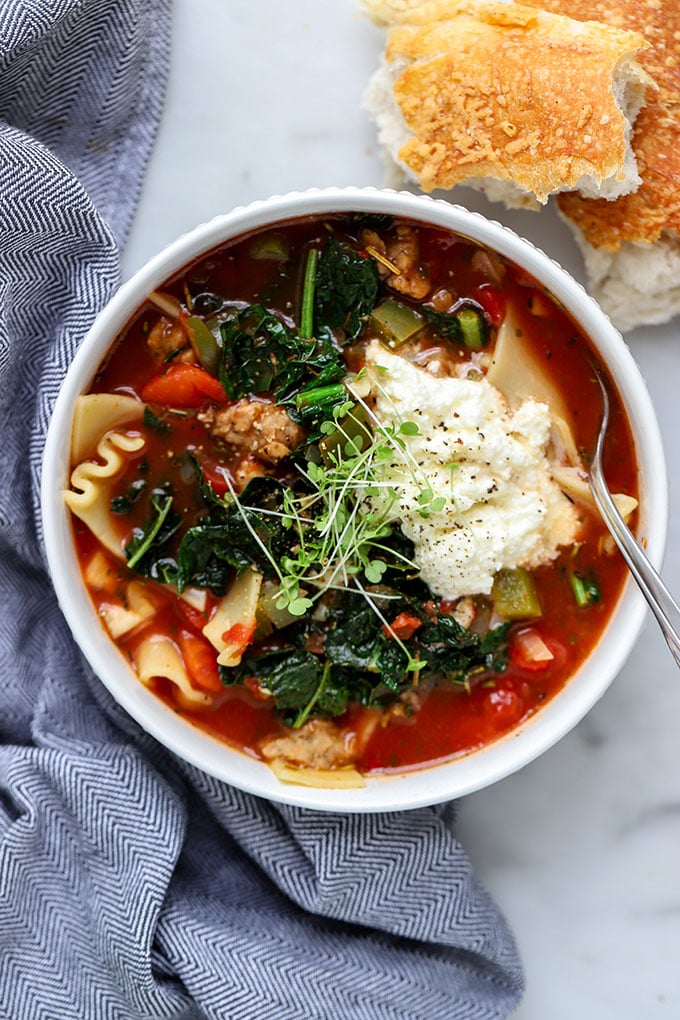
left=124, top=2, right=680, bottom=1016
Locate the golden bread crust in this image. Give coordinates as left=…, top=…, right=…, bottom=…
left=378, top=0, right=650, bottom=203
left=525, top=0, right=680, bottom=249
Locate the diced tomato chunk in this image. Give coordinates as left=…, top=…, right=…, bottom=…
left=178, top=629, right=223, bottom=693
left=474, top=284, right=506, bottom=326
left=141, top=363, right=227, bottom=408
left=221, top=622, right=256, bottom=651
left=243, top=675, right=273, bottom=702
left=484, top=680, right=525, bottom=729
left=383, top=612, right=422, bottom=641
left=175, top=599, right=209, bottom=631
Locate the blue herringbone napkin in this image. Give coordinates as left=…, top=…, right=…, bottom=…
left=0, top=3, right=524, bottom=1017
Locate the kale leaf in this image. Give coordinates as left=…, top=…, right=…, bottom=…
left=218, top=305, right=285, bottom=397
left=234, top=644, right=351, bottom=726
left=123, top=487, right=181, bottom=582
left=313, top=237, right=380, bottom=342
left=218, top=303, right=345, bottom=403
left=223, top=584, right=510, bottom=727
left=173, top=474, right=294, bottom=594
left=173, top=522, right=244, bottom=594
left=248, top=647, right=323, bottom=712
left=110, top=478, right=147, bottom=515
left=418, top=610, right=509, bottom=681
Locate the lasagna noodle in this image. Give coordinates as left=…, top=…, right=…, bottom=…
left=486, top=312, right=638, bottom=515
left=202, top=568, right=262, bottom=667
left=268, top=761, right=367, bottom=789
left=487, top=308, right=580, bottom=464
left=135, top=634, right=212, bottom=708
left=65, top=430, right=146, bottom=558
left=98, top=579, right=161, bottom=640
left=365, top=0, right=652, bottom=205
left=71, top=392, right=145, bottom=463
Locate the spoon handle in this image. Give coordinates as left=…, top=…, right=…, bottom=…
left=589, top=466, right=680, bottom=668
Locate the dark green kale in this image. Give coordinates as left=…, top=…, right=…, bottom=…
left=123, top=487, right=181, bottom=583
left=417, top=610, right=509, bottom=682
left=322, top=591, right=411, bottom=694
left=218, top=305, right=287, bottom=397
left=215, top=236, right=381, bottom=435
left=173, top=474, right=295, bottom=595
left=218, top=304, right=346, bottom=403
left=110, top=478, right=147, bottom=515
left=421, top=302, right=489, bottom=349
left=121, top=468, right=298, bottom=597
left=313, top=236, right=380, bottom=342
left=274, top=330, right=346, bottom=413
left=231, top=644, right=351, bottom=728
left=143, top=406, right=172, bottom=433
left=226, top=586, right=509, bottom=728
left=217, top=302, right=350, bottom=440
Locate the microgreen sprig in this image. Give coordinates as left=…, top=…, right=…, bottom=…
left=223, top=383, right=451, bottom=638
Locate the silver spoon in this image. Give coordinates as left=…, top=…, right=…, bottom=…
left=589, top=370, right=680, bottom=668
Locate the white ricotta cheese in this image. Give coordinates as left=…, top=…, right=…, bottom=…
left=364, top=341, right=579, bottom=600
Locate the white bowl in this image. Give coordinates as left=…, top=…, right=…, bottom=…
left=41, top=187, right=667, bottom=812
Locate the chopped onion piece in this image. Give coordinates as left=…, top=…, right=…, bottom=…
left=514, top=630, right=554, bottom=663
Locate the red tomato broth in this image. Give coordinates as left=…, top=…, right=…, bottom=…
left=71, top=212, right=639, bottom=775
left=356, top=554, right=614, bottom=773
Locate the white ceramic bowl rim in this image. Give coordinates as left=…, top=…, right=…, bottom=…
left=41, top=186, right=668, bottom=812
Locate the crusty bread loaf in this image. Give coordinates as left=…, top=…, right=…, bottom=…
left=362, top=0, right=653, bottom=209
left=565, top=227, right=680, bottom=333
left=521, top=0, right=680, bottom=331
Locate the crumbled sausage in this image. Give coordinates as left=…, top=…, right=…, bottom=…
left=361, top=224, right=431, bottom=300
left=232, top=454, right=270, bottom=491
left=449, top=596, right=477, bottom=630
left=147, top=316, right=194, bottom=364
left=200, top=398, right=305, bottom=463
left=259, top=718, right=351, bottom=770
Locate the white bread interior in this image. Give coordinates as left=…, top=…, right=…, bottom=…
left=564, top=221, right=680, bottom=333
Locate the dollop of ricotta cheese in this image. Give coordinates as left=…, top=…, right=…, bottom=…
left=364, top=341, right=579, bottom=600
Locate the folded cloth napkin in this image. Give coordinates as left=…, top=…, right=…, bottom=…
left=0, top=2, right=525, bottom=1017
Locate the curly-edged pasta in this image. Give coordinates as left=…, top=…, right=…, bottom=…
left=71, top=393, right=145, bottom=463
left=65, top=430, right=146, bottom=558
left=135, top=634, right=212, bottom=709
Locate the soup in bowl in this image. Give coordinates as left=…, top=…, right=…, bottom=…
left=41, top=188, right=666, bottom=811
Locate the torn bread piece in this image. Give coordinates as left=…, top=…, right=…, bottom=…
left=521, top=0, right=680, bottom=331
left=362, top=0, right=653, bottom=208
